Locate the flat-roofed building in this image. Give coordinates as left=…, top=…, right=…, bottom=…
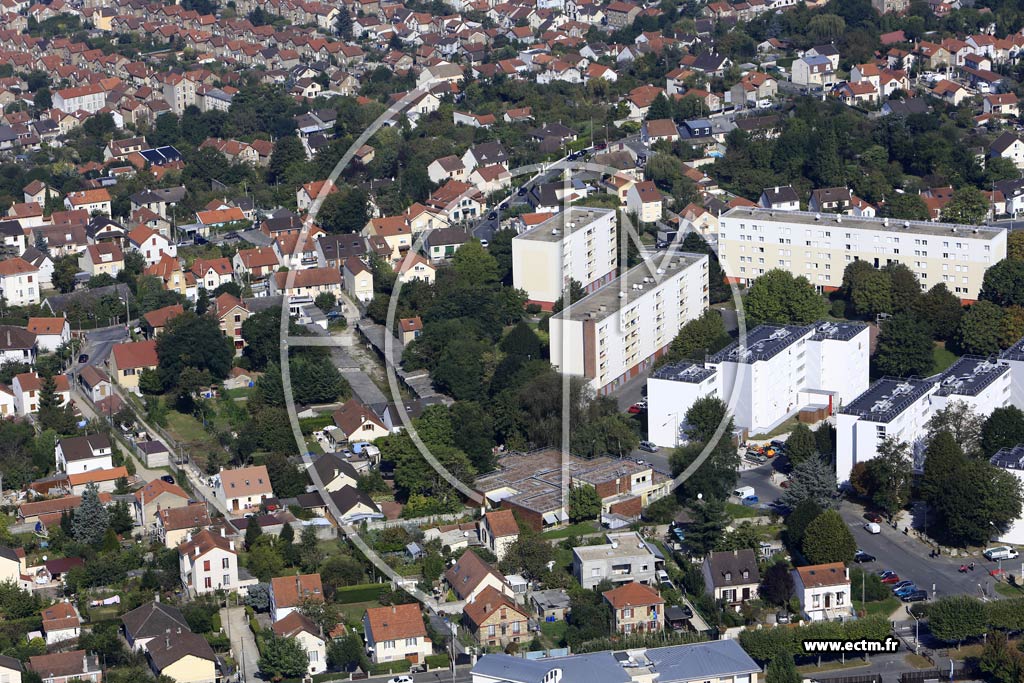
left=512, top=207, right=618, bottom=310
left=931, top=355, right=1010, bottom=417
left=573, top=530, right=662, bottom=589
left=836, top=377, right=936, bottom=484
left=990, top=445, right=1024, bottom=545
left=550, top=254, right=709, bottom=395
left=718, top=206, right=1006, bottom=301
left=647, top=322, right=869, bottom=446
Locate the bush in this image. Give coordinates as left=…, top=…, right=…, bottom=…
left=425, top=654, right=451, bottom=669
left=829, top=298, right=846, bottom=318
left=368, top=659, right=412, bottom=675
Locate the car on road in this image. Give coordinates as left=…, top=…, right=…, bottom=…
left=878, top=570, right=900, bottom=584
left=902, top=590, right=928, bottom=602
left=864, top=511, right=883, bottom=524
left=639, top=441, right=658, bottom=453
left=741, top=495, right=759, bottom=506
left=78, top=354, right=89, bottom=364
left=634, top=459, right=646, bottom=466
left=517, top=187, right=527, bottom=195
left=160, top=475, right=175, bottom=485
left=854, top=550, right=876, bottom=563
left=865, top=522, right=881, bottom=534
left=628, top=401, right=647, bottom=414
left=487, top=212, right=497, bottom=220
left=984, top=546, right=1020, bottom=561
left=387, top=677, right=413, bottom=683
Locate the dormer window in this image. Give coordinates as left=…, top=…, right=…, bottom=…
left=743, top=570, right=749, bottom=579
left=724, top=571, right=732, bottom=581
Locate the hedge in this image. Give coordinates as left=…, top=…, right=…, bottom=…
left=300, top=415, right=335, bottom=434
left=311, top=672, right=351, bottom=683
left=334, top=583, right=390, bottom=604
left=369, top=659, right=412, bottom=675
left=425, top=654, right=451, bottom=669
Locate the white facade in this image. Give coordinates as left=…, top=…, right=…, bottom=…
left=646, top=322, right=869, bottom=447
left=178, top=531, right=241, bottom=596
left=931, top=356, right=1010, bottom=417
left=550, top=254, right=709, bottom=395
left=991, top=446, right=1024, bottom=545
left=792, top=564, right=854, bottom=622
left=835, top=378, right=937, bottom=484
left=512, top=207, right=618, bottom=309
left=0, top=263, right=40, bottom=306
left=718, top=207, right=1006, bottom=301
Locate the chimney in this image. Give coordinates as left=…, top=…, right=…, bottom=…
left=165, top=629, right=170, bottom=648
left=82, top=655, right=88, bottom=673
left=219, top=527, right=225, bottom=537
left=229, top=540, right=235, bottom=552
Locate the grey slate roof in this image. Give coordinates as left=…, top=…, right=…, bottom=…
left=646, top=640, right=761, bottom=682
left=121, top=601, right=189, bottom=641
left=471, top=652, right=630, bottom=683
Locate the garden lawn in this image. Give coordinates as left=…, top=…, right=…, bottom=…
left=541, top=521, right=599, bottom=539
left=932, top=344, right=957, bottom=373
left=854, top=596, right=899, bottom=617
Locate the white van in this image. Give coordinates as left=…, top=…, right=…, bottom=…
left=864, top=522, right=881, bottom=534
left=733, top=486, right=755, bottom=499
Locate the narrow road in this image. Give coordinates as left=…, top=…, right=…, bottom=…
left=221, top=606, right=260, bottom=683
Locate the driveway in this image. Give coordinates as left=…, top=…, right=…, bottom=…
left=221, top=606, right=260, bottom=683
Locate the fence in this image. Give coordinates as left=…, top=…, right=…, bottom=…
left=815, top=675, right=882, bottom=683
left=899, top=667, right=973, bottom=683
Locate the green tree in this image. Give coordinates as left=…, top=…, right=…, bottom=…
left=568, top=484, right=601, bottom=522
left=647, top=93, right=673, bottom=120
left=258, top=634, right=310, bottom=679
left=782, top=499, right=822, bottom=551
left=760, top=562, right=796, bottom=607
left=926, top=401, right=983, bottom=457
left=245, top=518, right=263, bottom=550
left=883, top=193, right=930, bottom=221
left=873, top=313, right=934, bottom=377
left=928, top=595, right=987, bottom=646
left=943, top=186, right=989, bottom=225
left=953, top=300, right=1004, bottom=355
left=72, top=482, right=109, bottom=546
left=328, top=634, right=366, bottom=672
left=744, top=270, right=827, bottom=325
left=247, top=537, right=285, bottom=581
left=913, top=284, right=963, bottom=340
left=684, top=497, right=728, bottom=556
left=785, top=423, right=817, bottom=466
left=1009, top=232, right=1024, bottom=261
left=920, top=430, right=966, bottom=508
left=498, top=534, right=553, bottom=580
left=314, top=292, right=336, bottom=313
left=659, top=310, right=731, bottom=366
left=138, top=368, right=164, bottom=395
left=52, top=254, right=79, bottom=293
left=317, top=187, right=369, bottom=233
left=863, top=438, right=913, bottom=516
left=801, top=509, right=856, bottom=564
left=941, top=460, right=1023, bottom=547
left=981, top=259, right=1024, bottom=308
left=981, top=406, right=1024, bottom=458
left=781, top=456, right=838, bottom=510
left=267, top=135, right=306, bottom=186
left=452, top=240, right=499, bottom=285
left=766, top=654, right=800, bottom=683
left=850, top=268, right=892, bottom=317
left=156, top=311, right=234, bottom=390
left=334, top=4, right=352, bottom=37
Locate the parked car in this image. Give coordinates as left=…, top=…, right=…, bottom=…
left=902, top=590, right=928, bottom=603
left=741, top=495, right=760, bottom=506
left=776, top=611, right=791, bottom=624
left=628, top=403, right=645, bottom=414
left=160, top=475, right=175, bottom=485
left=984, top=546, right=1020, bottom=561
left=639, top=441, right=658, bottom=453
left=864, top=522, right=881, bottom=534
left=891, top=580, right=914, bottom=592
left=894, top=585, right=919, bottom=598
left=854, top=550, right=876, bottom=563
left=864, top=511, right=883, bottom=524
left=770, top=440, right=787, bottom=451
left=387, top=677, right=413, bottom=683
left=78, top=354, right=89, bottom=364
left=745, top=450, right=767, bottom=463
left=878, top=570, right=900, bottom=584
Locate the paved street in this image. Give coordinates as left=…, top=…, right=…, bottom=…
left=76, top=324, right=128, bottom=368
left=221, top=606, right=260, bottom=683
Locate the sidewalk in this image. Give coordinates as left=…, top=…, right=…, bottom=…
left=221, top=606, right=260, bottom=683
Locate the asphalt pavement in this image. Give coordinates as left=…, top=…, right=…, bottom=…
left=76, top=324, right=128, bottom=368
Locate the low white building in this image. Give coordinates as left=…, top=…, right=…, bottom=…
left=835, top=377, right=937, bottom=484
left=931, top=356, right=1010, bottom=417
left=363, top=603, right=432, bottom=666
left=646, top=322, right=869, bottom=447
left=792, top=563, right=854, bottom=622
left=991, top=445, right=1024, bottom=546
left=55, top=433, right=113, bottom=474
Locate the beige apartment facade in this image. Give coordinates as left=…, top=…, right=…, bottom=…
left=718, top=207, right=1006, bottom=302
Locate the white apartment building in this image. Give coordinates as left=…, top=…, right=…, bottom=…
left=835, top=377, right=937, bottom=484
left=646, top=322, right=869, bottom=446
left=718, top=207, right=1007, bottom=301
left=549, top=254, right=709, bottom=395
left=990, top=445, right=1024, bottom=545
left=931, top=356, right=1010, bottom=417
left=511, top=207, right=618, bottom=310
left=0, top=257, right=40, bottom=306
left=53, top=84, right=106, bottom=114
left=1000, top=337, right=1024, bottom=407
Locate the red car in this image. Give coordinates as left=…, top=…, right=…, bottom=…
left=864, top=512, right=883, bottom=524
left=878, top=571, right=900, bottom=584
left=628, top=404, right=643, bottom=414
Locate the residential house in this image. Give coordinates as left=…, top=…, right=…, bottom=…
left=310, top=453, right=358, bottom=493
left=701, top=549, right=760, bottom=610
left=328, top=486, right=382, bottom=523
left=0, top=324, right=37, bottom=364
left=792, top=563, right=854, bottom=621
left=27, top=317, right=69, bottom=353
left=478, top=509, right=519, bottom=562
left=108, top=340, right=158, bottom=391
left=992, top=132, right=1024, bottom=170
left=296, top=180, right=337, bottom=212
left=219, top=465, right=273, bottom=513
left=121, top=602, right=190, bottom=652
left=269, top=268, right=343, bottom=299
left=985, top=93, right=1019, bottom=118
left=190, top=258, right=233, bottom=290
left=572, top=531, right=662, bottom=589
left=463, top=586, right=529, bottom=647
left=178, top=529, right=241, bottom=596
left=28, top=651, right=101, bottom=683
left=56, top=433, right=113, bottom=474
left=626, top=181, right=663, bottom=222
left=397, top=317, right=422, bottom=345
left=21, top=247, right=53, bottom=289
left=145, top=254, right=189, bottom=297
left=0, top=257, right=40, bottom=305
left=603, top=582, right=664, bottom=634
left=445, top=550, right=514, bottom=603
left=78, top=243, right=124, bottom=278
left=343, top=257, right=373, bottom=303
left=134, top=477, right=191, bottom=528
left=76, top=366, right=111, bottom=404
left=271, top=612, right=326, bottom=676
left=41, top=602, right=81, bottom=645
left=233, top=247, right=280, bottom=281
left=792, top=55, right=834, bottom=88
left=758, top=186, right=800, bottom=211
left=144, top=629, right=217, bottom=683
left=127, top=226, right=175, bottom=266
left=13, top=372, right=69, bottom=416
left=142, top=304, right=183, bottom=338
left=64, top=189, right=111, bottom=215
left=270, top=574, right=323, bottom=622
left=156, top=503, right=211, bottom=549
left=362, top=603, right=432, bottom=665
left=422, top=227, right=471, bottom=262
left=808, top=187, right=852, bottom=213
left=331, top=399, right=390, bottom=444
left=397, top=254, right=437, bottom=285
left=213, top=293, right=249, bottom=355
